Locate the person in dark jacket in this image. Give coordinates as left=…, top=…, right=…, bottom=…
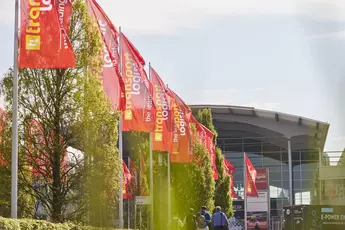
left=254, top=223, right=260, bottom=230
left=184, top=208, right=196, bottom=230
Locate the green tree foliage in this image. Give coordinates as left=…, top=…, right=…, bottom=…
left=196, top=109, right=233, bottom=216
left=124, top=132, right=151, bottom=230
left=0, top=216, right=129, bottom=230
left=0, top=0, right=120, bottom=224
left=78, top=61, right=121, bottom=227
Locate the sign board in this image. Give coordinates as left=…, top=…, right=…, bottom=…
left=247, top=168, right=269, bottom=230
left=283, top=205, right=345, bottom=230
left=135, top=196, right=151, bottom=205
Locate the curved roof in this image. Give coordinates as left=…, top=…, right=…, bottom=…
left=190, top=104, right=329, bottom=151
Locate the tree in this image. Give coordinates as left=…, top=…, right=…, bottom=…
left=196, top=108, right=233, bottom=216
left=0, top=0, right=120, bottom=224
left=124, top=132, right=151, bottom=230
left=78, top=62, right=121, bottom=227
left=171, top=124, right=215, bottom=218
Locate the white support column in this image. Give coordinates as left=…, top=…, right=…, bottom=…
left=243, top=152, right=247, bottom=230
left=288, top=138, right=293, bottom=205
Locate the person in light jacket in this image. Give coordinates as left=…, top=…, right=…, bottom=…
left=211, top=206, right=228, bottom=230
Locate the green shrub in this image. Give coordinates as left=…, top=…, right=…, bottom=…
left=0, top=217, right=132, bottom=230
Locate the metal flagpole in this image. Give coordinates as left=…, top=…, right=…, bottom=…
left=167, top=152, right=171, bottom=230
left=118, top=26, right=124, bottom=229
left=148, top=63, right=154, bottom=230
left=243, top=152, right=247, bottom=230
left=166, top=84, right=171, bottom=229
left=11, top=0, right=19, bottom=219
left=127, top=156, right=131, bottom=229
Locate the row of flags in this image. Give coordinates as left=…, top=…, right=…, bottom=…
left=121, top=153, right=259, bottom=200
left=18, top=0, right=218, bottom=171
left=16, top=0, right=259, bottom=200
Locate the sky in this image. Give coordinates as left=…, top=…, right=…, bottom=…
left=0, top=0, right=345, bottom=152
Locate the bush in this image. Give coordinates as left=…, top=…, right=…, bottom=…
left=0, top=217, right=132, bottom=230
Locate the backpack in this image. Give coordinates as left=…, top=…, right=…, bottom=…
left=197, top=214, right=207, bottom=228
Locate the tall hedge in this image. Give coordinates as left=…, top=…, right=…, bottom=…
left=0, top=217, right=131, bottom=230
left=196, top=109, right=233, bottom=216
left=171, top=122, right=215, bottom=219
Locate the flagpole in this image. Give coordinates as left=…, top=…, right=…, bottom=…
left=118, top=26, right=124, bottom=229
left=11, top=0, right=19, bottom=219
left=127, top=156, right=131, bottom=229
left=166, top=84, right=171, bottom=229
left=243, top=152, right=247, bottom=230
left=167, top=152, right=171, bottom=229
left=148, top=63, right=154, bottom=230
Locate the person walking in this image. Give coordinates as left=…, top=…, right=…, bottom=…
left=254, top=223, right=260, bottom=230
left=196, top=213, right=209, bottom=230
left=197, top=206, right=211, bottom=228
left=184, top=208, right=197, bottom=230
left=211, top=206, right=228, bottom=230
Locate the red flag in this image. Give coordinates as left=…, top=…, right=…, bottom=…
left=120, top=34, right=155, bottom=132
left=55, top=0, right=73, bottom=51
left=167, top=89, right=192, bottom=163
left=56, top=0, right=72, bottom=32
left=245, top=154, right=258, bottom=197
left=129, top=159, right=138, bottom=194
left=86, top=0, right=125, bottom=111
left=19, top=0, right=76, bottom=68
left=204, top=127, right=218, bottom=180
left=122, top=160, right=132, bottom=199
left=224, top=158, right=237, bottom=198
left=150, top=67, right=173, bottom=152
left=190, top=116, right=218, bottom=179
left=26, top=120, right=68, bottom=179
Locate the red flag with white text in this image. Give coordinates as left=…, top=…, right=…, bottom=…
left=150, top=67, right=173, bottom=152
left=245, top=153, right=258, bottom=197
left=167, top=89, right=192, bottom=163
left=19, top=0, right=76, bottom=68
left=86, top=0, right=125, bottom=110
left=120, top=33, right=155, bottom=132
left=55, top=0, right=73, bottom=51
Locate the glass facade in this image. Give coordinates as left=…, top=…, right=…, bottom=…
left=219, top=137, right=319, bottom=218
